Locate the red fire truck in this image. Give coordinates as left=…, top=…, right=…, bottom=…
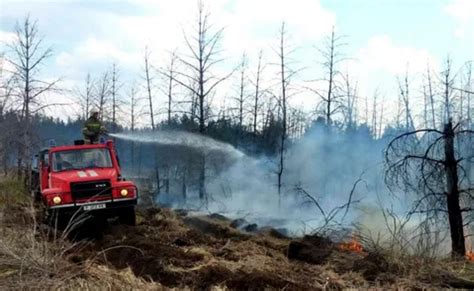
left=32, top=139, right=137, bottom=227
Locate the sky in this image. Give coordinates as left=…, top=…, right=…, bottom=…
left=0, top=0, right=473, bottom=126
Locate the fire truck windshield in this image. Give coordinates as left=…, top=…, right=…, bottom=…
left=52, top=148, right=113, bottom=172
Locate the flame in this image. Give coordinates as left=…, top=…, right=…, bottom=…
left=466, top=235, right=474, bottom=261
left=339, top=235, right=364, bottom=253
left=466, top=251, right=474, bottom=261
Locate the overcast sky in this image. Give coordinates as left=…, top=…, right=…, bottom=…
left=0, top=0, right=473, bottom=126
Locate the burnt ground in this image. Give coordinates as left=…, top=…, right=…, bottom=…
left=3, top=181, right=474, bottom=290
left=69, top=207, right=474, bottom=290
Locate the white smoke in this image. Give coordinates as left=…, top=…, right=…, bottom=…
left=111, top=128, right=421, bottom=240
left=204, top=126, right=393, bottom=236
left=110, top=127, right=458, bottom=255
left=110, top=131, right=245, bottom=159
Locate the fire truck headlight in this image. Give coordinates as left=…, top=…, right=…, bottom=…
left=52, top=196, right=62, bottom=205
left=120, top=189, right=129, bottom=197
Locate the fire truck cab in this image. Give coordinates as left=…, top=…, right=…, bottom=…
left=32, top=139, right=137, bottom=227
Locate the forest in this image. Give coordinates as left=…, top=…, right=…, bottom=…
left=1, top=1, right=474, bottom=289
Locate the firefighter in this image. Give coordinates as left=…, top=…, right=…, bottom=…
left=82, top=110, right=107, bottom=144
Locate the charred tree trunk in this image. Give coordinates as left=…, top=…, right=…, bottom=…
left=253, top=51, right=263, bottom=138
left=442, top=58, right=454, bottom=124
left=398, top=71, right=414, bottom=132
left=423, top=84, right=429, bottom=129
left=276, top=22, right=290, bottom=208
left=181, top=168, right=187, bottom=201
left=326, top=28, right=335, bottom=126
left=372, top=90, right=378, bottom=136
left=444, top=121, right=466, bottom=258
left=426, top=66, right=437, bottom=128
left=163, top=51, right=177, bottom=125
left=164, top=164, right=170, bottom=194
left=199, top=154, right=206, bottom=201
left=143, top=48, right=160, bottom=197
left=154, top=147, right=161, bottom=200
left=144, top=48, right=155, bottom=131
left=234, top=53, right=247, bottom=134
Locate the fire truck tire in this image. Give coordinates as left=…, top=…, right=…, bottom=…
left=118, top=206, right=136, bottom=226
left=32, top=191, right=42, bottom=203
left=43, top=209, right=68, bottom=230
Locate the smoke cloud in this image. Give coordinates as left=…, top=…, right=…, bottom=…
left=113, top=126, right=408, bottom=237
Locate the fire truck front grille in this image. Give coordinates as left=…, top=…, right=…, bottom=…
left=70, top=180, right=112, bottom=200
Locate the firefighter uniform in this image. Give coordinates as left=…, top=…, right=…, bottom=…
left=82, top=112, right=107, bottom=144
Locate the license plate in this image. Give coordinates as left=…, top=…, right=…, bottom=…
left=84, top=204, right=106, bottom=211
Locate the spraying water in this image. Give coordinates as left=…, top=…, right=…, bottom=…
left=108, top=127, right=454, bottom=254
left=110, top=129, right=385, bottom=235
left=110, top=131, right=245, bottom=159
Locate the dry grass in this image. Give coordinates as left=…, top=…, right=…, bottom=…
left=0, top=178, right=29, bottom=206
left=0, top=215, right=162, bottom=290
left=2, top=177, right=474, bottom=289
left=0, top=178, right=161, bottom=290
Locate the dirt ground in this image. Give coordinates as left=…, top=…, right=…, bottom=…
left=70, top=207, right=474, bottom=290
left=3, top=192, right=474, bottom=290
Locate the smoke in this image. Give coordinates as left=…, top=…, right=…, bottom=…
left=112, top=127, right=427, bottom=241
left=110, top=131, right=245, bottom=159
left=205, top=125, right=395, bottom=236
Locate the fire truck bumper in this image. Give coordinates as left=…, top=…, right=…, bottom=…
left=48, top=198, right=137, bottom=217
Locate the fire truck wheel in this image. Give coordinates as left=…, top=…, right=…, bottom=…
left=32, top=191, right=42, bottom=203
left=43, top=209, right=68, bottom=230
left=118, top=206, right=136, bottom=226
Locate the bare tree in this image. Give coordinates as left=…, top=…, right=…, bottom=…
left=96, top=70, right=111, bottom=121
left=173, top=1, right=231, bottom=133
left=440, top=57, right=456, bottom=124
left=5, top=16, right=60, bottom=181
left=76, top=73, right=94, bottom=120
left=385, top=120, right=474, bottom=258
left=251, top=50, right=265, bottom=137
left=0, top=56, right=15, bottom=117
left=287, top=107, right=307, bottom=139
left=128, top=85, right=139, bottom=132
left=423, top=80, right=429, bottom=129
left=164, top=51, right=178, bottom=125
left=156, top=50, right=180, bottom=125
left=111, top=62, right=122, bottom=132
left=371, top=89, right=379, bottom=136
left=309, top=27, right=346, bottom=126
left=172, top=0, right=232, bottom=201
left=397, top=68, right=415, bottom=131
left=467, top=64, right=472, bottom=128
left=157, top=51, right=179, bottom=196
left=0, top=56, right=16, bottom=175
left=378, top=94, right=385, bottom=138
left=461, top=62, right=472, bottom=128
left=230, top=53, right=250, bottom=129
left=275, top=22, right=299, bottom=207
left=143, top=47, right=156, bottom=130
left=425, top=64, right=437, bottom=128
left=128, top=84, right=139, bottom=172
left=364, top=93, right=369, bottom=126
left=451, top=63, right=474, bottom=127
left=342, top=71, right=358, bottom=130
left=142, top=48, right=163, bottom=196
